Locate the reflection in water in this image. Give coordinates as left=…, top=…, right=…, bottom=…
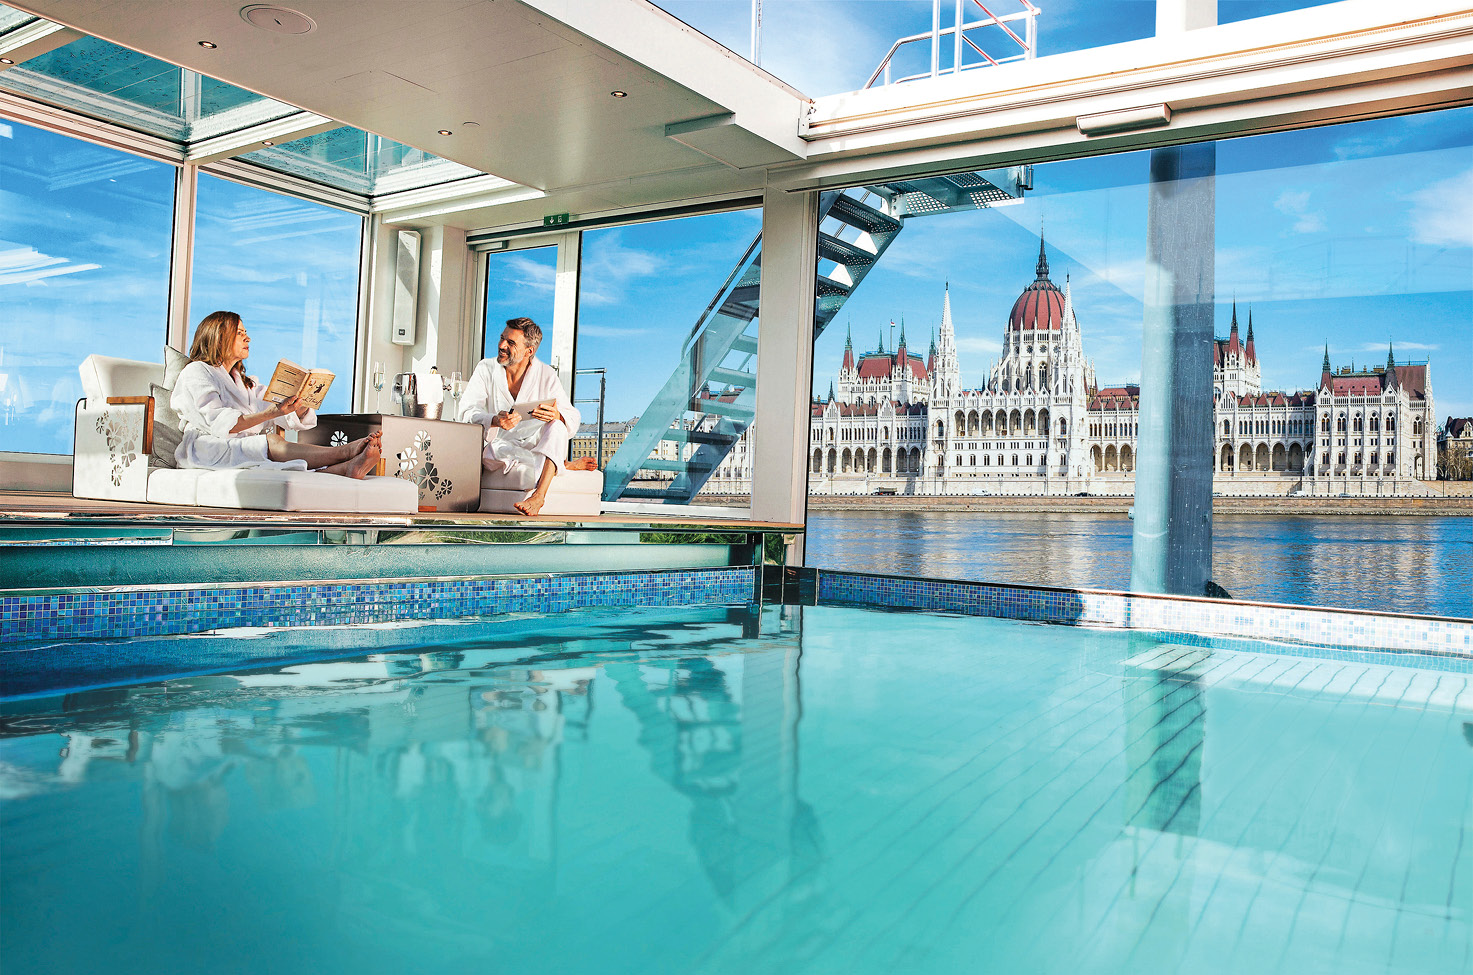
left=808, top=510, right=1472, bottom=616
left=1, top=606, right=1469, bottom=975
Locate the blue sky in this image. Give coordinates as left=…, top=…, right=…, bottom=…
left=654, top=0, right=1337, bottom=97
left=555, top=106, right=1470, bottom=424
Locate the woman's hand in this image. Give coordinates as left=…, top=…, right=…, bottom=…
left=275, top=394, right=302, bottom=419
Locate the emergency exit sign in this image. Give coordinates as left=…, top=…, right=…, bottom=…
left=543, top=213, right=570, bottom=226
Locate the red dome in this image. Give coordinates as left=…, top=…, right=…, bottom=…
left=1007, top=239, right=1065, bottom=332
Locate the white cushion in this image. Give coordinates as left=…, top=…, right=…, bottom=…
left=478, top=468, right=603, bottom=516
left=147, top=468, right=418, bottom=512
left=79, top=355, right=163, bottom=401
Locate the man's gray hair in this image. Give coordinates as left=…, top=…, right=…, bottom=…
left=505, top=317, right=542, bottom=348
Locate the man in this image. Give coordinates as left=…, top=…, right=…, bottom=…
left=458, top=317, right=592, bottom=516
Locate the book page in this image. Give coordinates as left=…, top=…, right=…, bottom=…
left=297, top=370, right=335, bottom=410
left=264, top=360, right=307, bottom=404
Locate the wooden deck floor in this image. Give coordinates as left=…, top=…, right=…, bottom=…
left=0, top=491, right=801, bottom=533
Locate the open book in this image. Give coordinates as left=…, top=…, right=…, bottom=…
left=264, top=360, right=334, bottom=410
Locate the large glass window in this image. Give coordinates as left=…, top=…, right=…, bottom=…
left=804, top=107, right=1472, bottom=617
left=0, top=118, right=174, bottom=454
left=483, top=245, right=558, bottom=361
left=188, top=174, right=362, bottom=417
left=577, top=208, right=763, bottom=506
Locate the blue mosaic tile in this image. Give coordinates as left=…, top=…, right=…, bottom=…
left=815, top=570, right=1473, bottom=658
left=1, top=567, right=757, bottom=645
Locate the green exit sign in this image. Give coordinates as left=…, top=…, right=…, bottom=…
left=543, top=212, right=571, bottom=226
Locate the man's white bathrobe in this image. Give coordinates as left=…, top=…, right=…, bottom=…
left=457, top=356, right=579, bottom=490
left=170, top=361, right=317, bottom=470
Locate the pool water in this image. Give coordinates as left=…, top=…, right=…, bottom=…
left=2, top=604, right=1469, bottom=974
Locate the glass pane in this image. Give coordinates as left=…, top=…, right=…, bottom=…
left=483, top=245, right=558, bottom=361
left=1219, top=0, right=1345, bottom=25
left=805, top=107, right=1472, bottom=617
left=0, top=118, right=174, bottom=454
left=0, top=2, right=38, bottom=34
left=578, top=208, right=763, bottom=505
left=188, top=174, right=362, bottom=417
left=237, top=127, right=483, bottom=197
left=653, top=0, right=1154, bottom=96
left=0, top=34, right=300, bottom=142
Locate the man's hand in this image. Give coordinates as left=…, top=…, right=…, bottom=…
left=529, top=403, right=560, bottom=423
left=494, top=409, right=522, bottom=431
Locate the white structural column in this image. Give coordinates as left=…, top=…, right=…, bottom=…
left=550, top=232, right=582, bottom=396
left=360, top=222, right=474, bottom=409
left=1157, top=0, right=1217, bottom=34
left=166, top=165, right=198, bottom=351
left=752, top=188, right=820, bottom=536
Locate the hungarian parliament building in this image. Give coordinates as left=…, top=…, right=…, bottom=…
left=705, top=241, right=1438, bottom=497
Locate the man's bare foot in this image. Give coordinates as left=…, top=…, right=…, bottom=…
left=514, top=491, right=547, bottom=517
left=345, top=440, right=382, bottom=480
left=565, top=457, right=597, bottom=471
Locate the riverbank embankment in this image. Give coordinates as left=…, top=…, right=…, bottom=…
left=697, top=495, right=1473, bottom=516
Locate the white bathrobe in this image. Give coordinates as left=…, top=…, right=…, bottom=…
left=457, top=356, right=579, bottom=490
left=170, top=361, right=317, bottom=470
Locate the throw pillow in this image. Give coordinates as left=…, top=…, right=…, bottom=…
left=148, top=382, right=183, bottom=469
left=163, top=345, right=190, bottom=389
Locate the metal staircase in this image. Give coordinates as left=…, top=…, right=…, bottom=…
left=601, top=167, right=1031, bottom=505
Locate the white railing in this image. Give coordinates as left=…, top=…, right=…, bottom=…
left=866, top=0, right=1039, bottom=89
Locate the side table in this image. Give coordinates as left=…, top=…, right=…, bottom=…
left=300, top=413, right=484, bottom=512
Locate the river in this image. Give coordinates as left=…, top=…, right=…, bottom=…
left=804, top=511, right=1472, bottom=618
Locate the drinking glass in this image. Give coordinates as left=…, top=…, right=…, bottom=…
left=450, top=371, right=465, bottom=415
left=372, top=361, right=386, bottom=413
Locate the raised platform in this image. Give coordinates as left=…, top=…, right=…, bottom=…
left=0, top=492, right=801, bottom=595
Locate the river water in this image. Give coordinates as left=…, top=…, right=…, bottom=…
left=805, top=511, right=1472, bottom=618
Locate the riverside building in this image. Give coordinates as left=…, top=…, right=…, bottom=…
left=707, top=241, right=1437, bottom=497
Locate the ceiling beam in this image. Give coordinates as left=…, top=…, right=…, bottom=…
left=0, top=18, right=80, bottom=68
left=183, top=110, right=339, bottom=165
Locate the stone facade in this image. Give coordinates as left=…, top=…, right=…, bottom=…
left=705, top=241, right=1437, bottom=497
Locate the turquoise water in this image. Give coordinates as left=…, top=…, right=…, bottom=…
left=2, top=604, right=1470, bottom=974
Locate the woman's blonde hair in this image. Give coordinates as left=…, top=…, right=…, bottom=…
left=188, top=310, right=254, bottom=388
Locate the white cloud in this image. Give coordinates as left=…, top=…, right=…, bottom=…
left=1274, top=189, right=1326, bottom=234
left=1408, top=168, right=1473, bottom=249
left=578, top=324, right=651, bottom=338
left=0, top=245, right=100, bottom=287
left=956, top=335, right=1002, bottom=356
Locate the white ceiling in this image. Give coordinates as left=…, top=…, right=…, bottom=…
left=12, top=0, right=810, bottom=223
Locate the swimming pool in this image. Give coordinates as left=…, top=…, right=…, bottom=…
left=2, top=603, right=1469, bottom=974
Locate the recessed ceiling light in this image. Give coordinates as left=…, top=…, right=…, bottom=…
left=0, top=58, right=14, bottom=65
left=262, top=140, right=275, bottom=146
left=438, top=129, right=453, bottom=135
left=198, top=40, right=217, bottom=48
left=610, top=90, right=628, bottom=98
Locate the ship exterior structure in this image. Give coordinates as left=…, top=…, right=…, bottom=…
left=702, top=240, right=1437, bottom=497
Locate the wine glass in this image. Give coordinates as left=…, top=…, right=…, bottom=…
left=450, top=371, right=465, bottom=416
left=372, top=361, right=386, bottom=414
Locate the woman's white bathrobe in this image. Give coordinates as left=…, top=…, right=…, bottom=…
left=170, top=361, right=317, bottom=470
left=457, top=356, right=579, bottom=490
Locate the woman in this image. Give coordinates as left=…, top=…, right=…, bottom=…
left=171, top=311, right=381, bottom=477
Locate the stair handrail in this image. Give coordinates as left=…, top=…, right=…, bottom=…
left=681, top=231, right=763, bottom=354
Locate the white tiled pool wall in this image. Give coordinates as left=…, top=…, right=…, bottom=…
left=817, top=570, right=1473, bottom=657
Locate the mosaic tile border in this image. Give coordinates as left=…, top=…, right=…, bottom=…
left=817, top=571, right=1473, bottom=658
left=0, top=567, right=758, bottom=644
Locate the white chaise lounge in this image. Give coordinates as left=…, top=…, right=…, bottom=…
left=73, top=353, right=418, bottom=513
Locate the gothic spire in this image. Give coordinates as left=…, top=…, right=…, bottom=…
left=1322, top=344, right=1331, bottom=374
left=1035, top=235, right=1050, bottom=281
left=898, top=317, right=907, bottom=350
left=1245, top=308, right=1256, bottom=361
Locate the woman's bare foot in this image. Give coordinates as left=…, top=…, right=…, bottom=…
left=345, top=440, right=382, bottom=479
left=336, top=431, right=381, bottom=463
left=565, top=457, right=598, bottom=471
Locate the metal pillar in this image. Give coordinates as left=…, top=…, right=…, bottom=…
left=1130, top=143, right=1216, bottom=597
